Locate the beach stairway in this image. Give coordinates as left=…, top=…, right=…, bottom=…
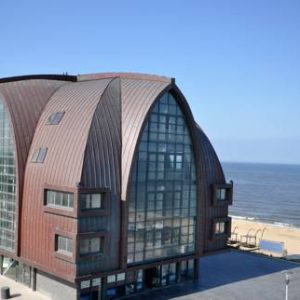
left=228, top=226, right=239, bottom=245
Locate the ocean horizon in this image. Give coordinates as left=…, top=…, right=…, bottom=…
left=222, top=161, right=300, bottom=228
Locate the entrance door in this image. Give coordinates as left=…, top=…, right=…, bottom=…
left=145, top=266, right=160, bottom=288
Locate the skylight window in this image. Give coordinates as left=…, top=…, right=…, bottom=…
left=47, top=111, right=65, bottom=125
left=32, top=147, right=48, bottom=163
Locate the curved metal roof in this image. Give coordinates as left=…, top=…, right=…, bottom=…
left=0, top=80, right=68, bottom=231
left=24, top=78, right=113, bottom=189
left=20, top=78, right=113, bottom=274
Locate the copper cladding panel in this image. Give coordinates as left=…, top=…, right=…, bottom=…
left=20, top=79, right=112, bottom=281
left=80, top=78, right=122, bottom=273
left=121, top=78, right=171, bottom=200
left=0, top=79, right=68, bottom=255
left=196, top=125, right=228, bottom=252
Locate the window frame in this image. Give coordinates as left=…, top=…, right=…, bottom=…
left=31, top=147, right=48, bottom=163
left=212, top=182, right=233, bottom=206
left=77, top=232, right=108, bottom=260
left=56, top=235, right=73, bottom=256
left=44, top=189, right=74, bottom=210
left=211, top=217, right=231, bottom=239
left=43, top=184, right=78, bottom=218
left=54, top=231, right=76, bottom=262
left=78, top=188, right=110, bottom=217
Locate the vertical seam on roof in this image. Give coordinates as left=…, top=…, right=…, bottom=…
left=79, top=78, right=115, bottom=185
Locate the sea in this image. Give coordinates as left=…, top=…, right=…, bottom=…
left=222, top=162, right=300, bottom=228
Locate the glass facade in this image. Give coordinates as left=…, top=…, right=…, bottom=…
left=0, top=99, right=16, bottom=251
left=127, top=92, right=197, bottom=264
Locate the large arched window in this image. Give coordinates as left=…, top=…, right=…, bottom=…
left=127, top=92, right=197, bottom=264
left=0, top=99, right=16, bottom=251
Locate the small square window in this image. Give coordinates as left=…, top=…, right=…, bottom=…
left=80, top=280, right=90, bottom=289
left=107, top=275, right=116, bottom=284
left=56, top=235, right=73, bottom=256
left=92, top=278, right=101, bottom=287
left=116, top=273, right=125, bottom=282
left=212, top=183, right=233, bottom=205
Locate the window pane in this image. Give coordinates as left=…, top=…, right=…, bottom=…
left=81, top=193, right=103, bottom=210
left=56, top=235, right=72, bottom=256
left=79, top=237, right=103, bottom=255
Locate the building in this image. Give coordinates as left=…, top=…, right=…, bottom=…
left=0, top=73, right=233, bottom=300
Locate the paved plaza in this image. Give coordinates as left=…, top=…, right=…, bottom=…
left=0, top=275, right=50, bottom=300
left=1, top=250, right=300, bottom=299
left=129, top=250, right=300, bottom=300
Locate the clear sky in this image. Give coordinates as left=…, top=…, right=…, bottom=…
left=0, top=1, right=299, bottom=164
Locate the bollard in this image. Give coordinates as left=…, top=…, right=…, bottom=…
left=1, top=286, right=10, bottom=299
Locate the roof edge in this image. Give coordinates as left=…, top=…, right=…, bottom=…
left=0, top=72, right=174, bottom=84
left=0, top=74, right=77, bottom=84
left=77, top=72, right=173, bottom=83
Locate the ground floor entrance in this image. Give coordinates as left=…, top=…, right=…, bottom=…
left=79, top=258, right=197, bottom=300
left=0, top=256, right=32, bottom=288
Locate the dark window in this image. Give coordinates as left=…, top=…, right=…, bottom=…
left=79, top=237, right=104, bottom=256
left=47, top=111, right=65, bottom=125
left=56, top=235, right=73, bottom=256
left=32, top=148, right=48, bottom=163
left=216, top=188, right=226, bottom=201
left=45, top=190, right=73, bottom=209
left=80, top=193, right=104, bottom=210
left=212, top=183, right=233, bottom=205
left=215, top=221, right=226, bottom=234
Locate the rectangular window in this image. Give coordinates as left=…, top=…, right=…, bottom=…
left=32, top=148, right=48, bottom=163
left=212, top=183, right=233, bottom=205
left=56, top=235, right=72, bottom=256
left=107, top=275, right=116, bottom=284
left=79, top=237, right=104, bottom=256
left=216, top=188, right=227, bottom=201
left=215, top=221, right=226, bottom=234
left=45, top=190, right=73, bottom=209
left=80, top=193, right=104, bottom=210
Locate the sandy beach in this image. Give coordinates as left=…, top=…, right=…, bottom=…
left=231, top=217, right=300, bottom=259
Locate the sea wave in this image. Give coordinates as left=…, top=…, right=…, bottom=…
left=230, top=214, right=300, bottom=229
left=229, top=215, right=256, bottom=221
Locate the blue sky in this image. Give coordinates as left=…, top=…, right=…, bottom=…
left=0, top=1, right=299, bottom=164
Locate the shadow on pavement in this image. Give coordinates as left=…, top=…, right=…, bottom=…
left=127, top=249, right=299, bottom=300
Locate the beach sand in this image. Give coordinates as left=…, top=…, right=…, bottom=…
left=231, top=218, right=300, bottom=259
